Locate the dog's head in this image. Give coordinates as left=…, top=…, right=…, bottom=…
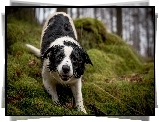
left=41, top=12, right=92, bottom=82
left=42, top=41, right=93, bottom=82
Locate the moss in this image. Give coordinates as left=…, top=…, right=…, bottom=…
left=82, top=76, right=154, bottom=115
left=74, top=17, right=107, bottom=50
left=105, top=32, right=126, bottom=45
left=7, top=16, right=154, bottom=116
left=7, top=23, right=24, bottom=49
left=7, top=19, right=41, bottom=52
left=102, top=45, right=142, bottom=72
left=7, top=103, right=25, bottom=115
left=84, top=48, right=136, bottom=81
left=83, top=49, right=116, bottom=82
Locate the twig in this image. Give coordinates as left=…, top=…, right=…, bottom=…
left=91, top=83, right=145, bottom=115
left=86, top=102, right=107, bottom=115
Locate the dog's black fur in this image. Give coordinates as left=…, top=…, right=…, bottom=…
left=26, top=12, right=93, bottom=114
left=41, top=14, right=76, bottom=57
left=41, top=14, right=93, bottom=79
left=42, top=40, right=93, bottom=79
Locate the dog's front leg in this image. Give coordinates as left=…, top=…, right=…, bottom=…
left=70, top=78, right=87, bottom=114
left=42, top=66, right=60, bottom=105
left=43, top=77, right=60, bottom=105
left=42, top=61, right=60, bottom=105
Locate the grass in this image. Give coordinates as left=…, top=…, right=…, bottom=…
left=6, top=17, right=155, bottom=116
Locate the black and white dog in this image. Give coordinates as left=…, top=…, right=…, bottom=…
left=26, top=12, right=93, bottom=114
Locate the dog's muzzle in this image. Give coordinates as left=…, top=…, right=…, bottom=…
left=60, top=75, right=71, bottom=81
left=59, top=65, right=72, bottom=81
left=62, top=65, right=70, bottom=74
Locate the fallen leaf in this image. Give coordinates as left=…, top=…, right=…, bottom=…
left=125, top=77, right=131, bottom=82
left=105, top=79, right=109, bottom=83
left=28, top=59, right=38, bottom=67
left=65, top=102, right=73, bottom=109
left=16, top=52, right=22, bottom=57
left=16, top=70, right=21, bottom=77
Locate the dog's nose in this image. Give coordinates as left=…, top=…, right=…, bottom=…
left=62, top=65, right=70, bottom=74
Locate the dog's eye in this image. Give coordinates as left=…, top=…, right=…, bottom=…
left=57, top=54, right=64, bottom=61
left=58, top=56, right=62, bottom=60
left=59, top=56, right=62, bottom=59
left=72, top=57, right=77, bottom=62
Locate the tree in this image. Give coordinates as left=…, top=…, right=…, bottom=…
left=56, top=8, right=67, bottom=13
left=70, top=8, right=73, bottom=18
left=110, top=8, right=114, bottom=33
left=94, top=8, right=97, bottom=19
left=146, top=8, right=151, bottom=57
left=77, top=8, right=80, bottom=18
left=150, top=8, right=155, bottom=58
left=132, top=8, right=140, bottom=54
left=147, top=8, right=154, bottom=58
left=136, top=8, right=141, bottom=54
left=7, top=8, right=37, bottom=24
left=116, top=8, right=122, bottom=37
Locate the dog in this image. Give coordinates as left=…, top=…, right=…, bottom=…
left=26, top=12, right=93, bottom=114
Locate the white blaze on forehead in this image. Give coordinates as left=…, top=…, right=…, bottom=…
left=40, top=12, right=78, bottom=47
left=56, top=46, right=73, bottom=80
left=49, top=36, right=81, bottom=48
left=64, top=46, right=73, bottom=57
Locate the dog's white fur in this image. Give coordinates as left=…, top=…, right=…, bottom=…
left=26, top=12, right=87, bottom=114
left=49, top=36, right=80, bottom=48
left=57, top=46, right=73, bottom=78
left=42, top=58, right=86, bottom=113
left=25, top=44, right=40, bottom=57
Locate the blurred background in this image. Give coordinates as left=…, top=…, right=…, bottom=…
left=7, top=7, right=155, bottom=59
left=36, top=8, right=155, bottom=59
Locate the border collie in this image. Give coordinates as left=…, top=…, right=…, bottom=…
left=26, top=12, right=93, bottom=114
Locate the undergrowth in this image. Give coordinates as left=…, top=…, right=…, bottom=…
left=7, top=17, right=154, bottom=116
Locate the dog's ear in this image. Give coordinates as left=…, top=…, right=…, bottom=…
left=82, top=50, right=93, bottom=66
left=41, top=47, right=52, bottom=59
left=41, top=45, right=64, bottom=59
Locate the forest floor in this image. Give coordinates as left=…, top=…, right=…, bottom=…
left=7, top=17, right=154, bottom=117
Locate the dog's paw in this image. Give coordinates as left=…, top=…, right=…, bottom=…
left=54, top=101, right=61, bottom=106
left=81, top=108, right=87, bottom=114
left=76, top=105, right=87, bottom=114
left=52, top=98, right=61, bottom=106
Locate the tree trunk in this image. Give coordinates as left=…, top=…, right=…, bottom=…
left=146, top=8, right=150, bottom=57
left=77, top=8, right=80, bottom=18
left=132, top=8, right=140, bottom=54
left=56, top=8, right=67, bottom=13
left=116, top=8, right=122, bottom=37
left=136, top=8, right=140, bottom=54
left=110, top=8, right=113, bottom=33
left=7, top=8, right=37, bottom=24
left=70, top=8, right=73, bottom=18
left=150, top=8, right=155, bottom=58
left=129, top=8, right=132, bottom=43
left=94, top=8, right=97, bottom=19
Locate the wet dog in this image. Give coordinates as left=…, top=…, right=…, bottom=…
left=26, top=12, right=93, bottom=114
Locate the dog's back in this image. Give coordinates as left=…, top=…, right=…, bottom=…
left=25, top=12, right=77, bottom=58
left=40, top=12, right=77, bottom=56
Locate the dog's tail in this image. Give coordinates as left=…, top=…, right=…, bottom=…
left=25, top=44, right=41, bottom=58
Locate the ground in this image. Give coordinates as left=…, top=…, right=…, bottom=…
left=7, top=17, right=154, bottom=116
